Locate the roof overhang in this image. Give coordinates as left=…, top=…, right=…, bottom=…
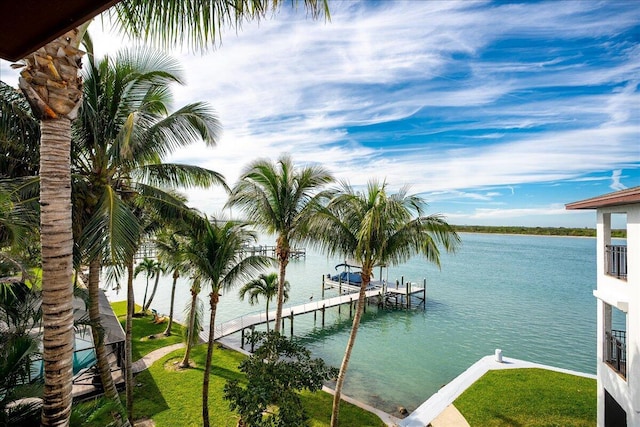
left=0, top=0, right=122, bottom=62
left=566, top=186, right=640, bottom=210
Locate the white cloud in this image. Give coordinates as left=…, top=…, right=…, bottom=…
left=1, top=1, right=638, bottom=224
left=610, top=170, right=627, bottom=191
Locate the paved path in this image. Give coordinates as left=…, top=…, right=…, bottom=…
left=430, top=405, right=469, bottom=427
left=131, top=343, right=185, bottom=373
left=399, top=352, right=596, bottom=427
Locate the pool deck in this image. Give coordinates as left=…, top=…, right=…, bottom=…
left=399, top=351, right=596, bottom=427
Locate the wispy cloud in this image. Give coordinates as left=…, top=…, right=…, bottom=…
left=1, top=0, right=638, bottom=226
left=610, top=170, right=627, bottom=191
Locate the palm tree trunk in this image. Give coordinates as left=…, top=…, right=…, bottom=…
left=274, top=241, right=289, bottom=333
left=143, top=270, right=161, bottom=312
left=141, top=276, right=150, bottom=313
left=88, top=259, right=120, bottom=399
left=125, top=259, right=135, bottom=423
left=39, top=117, right=75, bottom=427
left=179, top=286, right=198, bottom=368
left=330, top=273, right=370, bottom=427
left=163, top=270, right=179, bottom=336
left=265, top=300, right=270, bottom=333
left=202, top=292, right=219, bottom=427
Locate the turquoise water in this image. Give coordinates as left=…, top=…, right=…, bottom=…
left=107, top=233, right=599, bottom=414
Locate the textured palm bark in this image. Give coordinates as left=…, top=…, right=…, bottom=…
left=330, top=270, right=371, bottom=427
left=273, top=235, right=289, bottom=333
left=202, top=291, right=219, bottom=427
left=179, top=287, right=199, bottom=368
left=125, top=260, right=135, bottom=423
left=16, top=29, right=84, bottom=427
left=39, top=118, right=75, bottom=427
left=163, top=270, right=179, bottom=336
left=88, top=259, right=120, bottom=399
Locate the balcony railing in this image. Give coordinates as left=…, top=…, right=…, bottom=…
left=605, top=329, right=626, bottom=378
left=606, top=245, right=627, bottom=279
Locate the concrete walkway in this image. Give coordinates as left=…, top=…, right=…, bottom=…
left=131, top=343, right=185, bottom=373
left=399, top=352, right=596, bottom=427
left=429, top=405, right=469, bottom=427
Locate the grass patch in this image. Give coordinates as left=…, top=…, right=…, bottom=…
left=87, top=344, right=385, bottom=427
left=97, top=301, right=385, bottom=426
left=454, top=368, right=596, bottom=427
left=111, top=301, right=184, bottom=359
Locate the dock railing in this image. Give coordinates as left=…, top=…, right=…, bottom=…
left=210, top=291, right=380, bottom=341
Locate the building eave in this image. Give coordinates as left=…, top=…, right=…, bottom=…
left=0, top=0, right=122, bottom=62
left=566, top=186, right=640, bottom=210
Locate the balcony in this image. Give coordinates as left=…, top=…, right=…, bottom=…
left=605, top=329, right=626, bottom=378
left=606, top=245, right=627, bottom=280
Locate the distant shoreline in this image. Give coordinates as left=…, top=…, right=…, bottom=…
left=452, top=225, right=627, bottom=239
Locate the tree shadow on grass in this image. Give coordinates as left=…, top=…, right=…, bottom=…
left=131, top=369, right=170, bottom=420
left=208, top=364, right=244, bottom=383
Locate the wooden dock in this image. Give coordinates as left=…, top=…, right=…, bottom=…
left=322, top=275, right=427, bottom=310
left=239, top=245, right=306, bottom=259
left=204, top=289, right=381, bottom=344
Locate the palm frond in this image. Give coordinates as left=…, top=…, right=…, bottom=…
left=135, top=163, right=228, bottom=191
left=0, top=81, right=39, bottom=178
left=139, top=102, right=222, bottom=158
left=77, top=186, right=142, bottom=265
left=111, top=0, right=330, bottom=53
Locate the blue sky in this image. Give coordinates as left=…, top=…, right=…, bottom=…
left=1, top=1, right=638, bottom=227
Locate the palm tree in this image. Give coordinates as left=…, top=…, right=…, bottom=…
left=227, top=155, right=333, bottom=333
left=12, top=3, right=328, bottom=424
left=13, top=28, right=85, bottom=425
left=239, top=272, right=289, bottom=332
left=155, top=229, right=190, bottom=336
left=179, top=275, right=203, bottom=369
left=134, top=258, right=161, bottom=314
left=182, top=216, right=270, bottom=427
left=306, top=179, right=461, bottom=427
left=72, top=43, right=227, bottom=423
left=143, top=262, right=166, bottom=313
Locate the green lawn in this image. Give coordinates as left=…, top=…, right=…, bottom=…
left=89, top=301, right=386, bottom=427
left=454, top=368, right=596, bottom=427
left=111, top=300, right=184, bottom=359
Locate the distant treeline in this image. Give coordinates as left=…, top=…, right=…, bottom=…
left=453, top=225, right=627, bottom=238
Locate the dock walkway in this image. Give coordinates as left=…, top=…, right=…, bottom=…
left=205, top=289, right=382, bottom=341
left=322, top=276, right=427, bottom=310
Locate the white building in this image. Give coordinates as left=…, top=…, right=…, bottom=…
left=567, top=186, right=640, bottom=427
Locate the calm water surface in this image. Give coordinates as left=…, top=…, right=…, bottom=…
left=107, top=233, right=599, bottom=414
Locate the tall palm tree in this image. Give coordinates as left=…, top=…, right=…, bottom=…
left=306, top=179, right=461, bottom=427
left=183, top=216, right=269, bottom=427
left=227, top=155, right=333, bottom=333
left=12, top=3, right=328, bottom=424
left=14, top=28, right=86, bottom=425
left=73, top=43, right=227, bottom=423
left=238, top=272, right=289, bottom=332
left=134, top=258, right=161, bottom=314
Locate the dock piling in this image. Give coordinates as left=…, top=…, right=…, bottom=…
left=290, top=311, right=294, bottom=336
